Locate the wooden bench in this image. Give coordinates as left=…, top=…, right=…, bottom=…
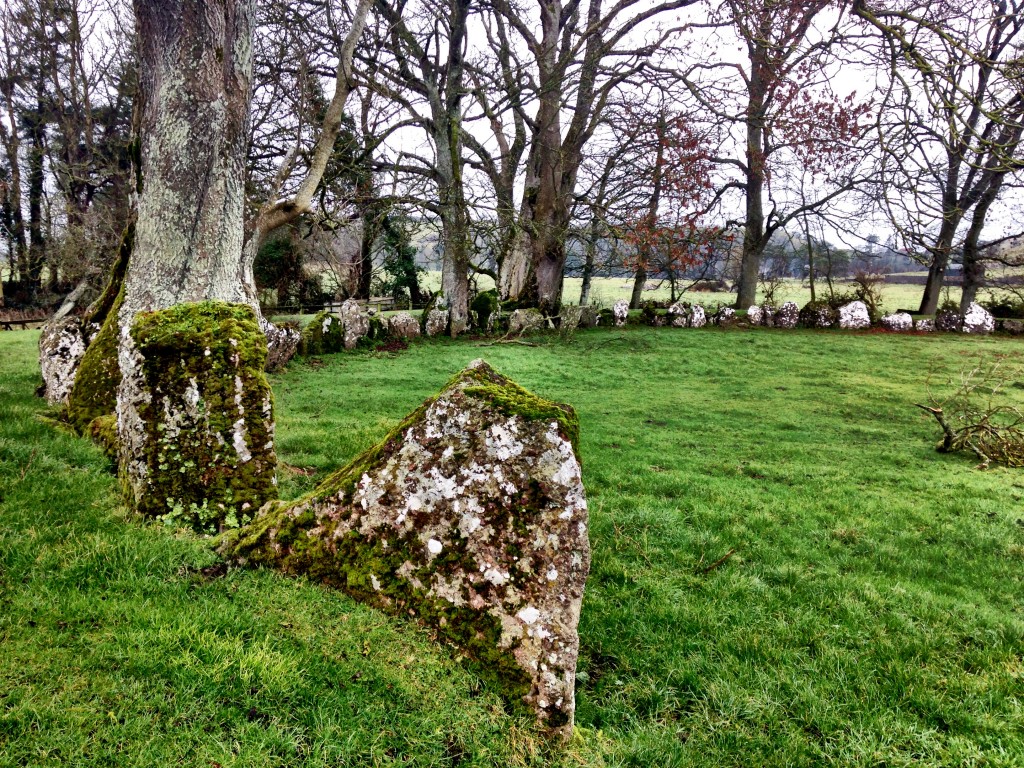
left=0, top=318, right=40, bottom=331
left=325, top=297, right=399, bottom=313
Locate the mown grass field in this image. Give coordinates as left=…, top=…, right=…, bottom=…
left=2, top=325, right=1024, bottom=767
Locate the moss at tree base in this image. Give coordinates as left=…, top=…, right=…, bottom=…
left=125, top=301, right=278, bottom=532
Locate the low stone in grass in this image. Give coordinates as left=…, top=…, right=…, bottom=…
left=961, top=302, right=994, bottom=334
left=798, top=301, right=837, bottom=329
left=298, top=310, right=343, bottom=356
left=667, top=302, right=687, bottom=327
left=561, top=305, right=583, bottom=330
left=915, top=318, right=935, bottom=332
left=339, top=299, right=370, bottom=350
left=388, top=312, right=421, bottom=339
left=881, top=312, right=914, bottom=332
left=1000, top=318, right=1024, bottom=335
left=578, top=306, right=599, bottom=329
left=119, top=301, right=277, bottom=531
left=219, top=359, right=589, bottom=738
left=712, top=306, right=736, bottom=326
left=774, top=301, right=799, bottom=329
left=612, top=299, right=629, bottom=327
left=745, top=305, right=763, bottom=325
left=935, top=309, right=962, bottom=332
left=509, top=308, right=545, bottom=334
left=838, top=301, right=871, bottom=329
left=760, top=304, right=776, bottom=328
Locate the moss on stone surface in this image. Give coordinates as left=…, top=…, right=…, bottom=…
left=130, top=301, right=277, bottom=531
left=219, top=360, right=587, bottom=726
left=298, top=310, right=344, bottom=356
left=88, top=414, right=118, bottom=460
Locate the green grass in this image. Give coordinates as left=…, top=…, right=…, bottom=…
left=3, top=326, right=1024, bottom=766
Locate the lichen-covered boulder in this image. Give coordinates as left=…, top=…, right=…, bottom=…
left=773, top=302, right=799, bottom=329
left=961, top=302, right=994, bottom=334
left=760, top=304, right=776, bottom=328
left=265, top=321, right=301, bottom=371
left=838, top=301, right=871, bottom=330
left=666, top=303, right=685, bottom=327
left=880, top=312, right=913, bottom=332
left=425, top=308, right=448, bottom=337
left=999, top=318, right=1024, bottom=335
left=388, top=312, right=421, bottom=339
left=914, top=318, right=935, bottom=332
left=118, top=302, right=278, bottom=531
left=798, top=301, right=837, bottom=329
left=689, top=304, right=707, bottom=328
left=560, top=305, right=583, bottom=330
left=339, top=299, right=370, bottom=350
left=509, top=308, right=545, bottom=334
left=298, top=311, right=344, bottom=356
left=38, top=316, right=91, bottom=407
left=612, top=299, right=629, bottom=327
left=745, top=305, right=763, bottom=325
left=219, top=360, right=589, bottom=737
left=712, top=306, right=736, bottom=326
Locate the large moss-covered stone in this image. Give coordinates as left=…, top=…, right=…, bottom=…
left=120, top=301, right=277, bottom=531
left=219, top=359, right=589, bottom=737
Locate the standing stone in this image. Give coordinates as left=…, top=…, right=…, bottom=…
left=388, top=312, right=421, bottom=339
left=773, top=301, right=799, bottom=329
left=339, top=299, right=370, bottom=349
left=745, top=305, right=763, bottom=325
left=689, top=304, right=707, bottom=328
left=612, top=299, right=629, bottom=327
left=509, top=308, right=545, bottom=334
left=667, top=302, right=687, bottom=327
left=425, top=308, right=449, bottom=337
left=961, top=302, right=994, bottom=334
left=38, top=317, right=92, bottom=407
left=999, top=319, right=1024, bottom=335
left=880, top=312, right=914, bottom=332
left=838, top=301, right=871, bottom=329
left=935, top=309, right=962, bottom=332
left=914, top=318, right=935, bottom=332
left=119, top=302, right=277, bottom=530
left=219, top=360, right=589, bottom=737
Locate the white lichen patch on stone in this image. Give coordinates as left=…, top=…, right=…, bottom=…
left=612, top=299, right=629, bottom=327
left=38, top=317, right=89, bottom=407
left=223, top=359, right=590, bottom=738
left=839, top=300, right=871, bottom=329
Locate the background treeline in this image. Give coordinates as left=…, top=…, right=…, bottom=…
left=2, top=0, right=1022, bottom=316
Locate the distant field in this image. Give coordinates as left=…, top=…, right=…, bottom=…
left=3, top=326, right=1024, bottom=766
left=415, top=271, right=999, bottom=314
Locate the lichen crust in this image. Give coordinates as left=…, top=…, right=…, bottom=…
left=219, top=359, right=590, bottom=736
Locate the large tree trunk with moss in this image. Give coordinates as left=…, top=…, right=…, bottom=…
left=116, top=0, right=277, bottom=522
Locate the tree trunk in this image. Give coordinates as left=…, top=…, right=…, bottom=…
left=735, top=58, right=767, bottom=309
left=960, top=182, right=1003, bottom=311
left=27, top=96, right=47, bottom=299
left=918, top=216, right=960, bottom=315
